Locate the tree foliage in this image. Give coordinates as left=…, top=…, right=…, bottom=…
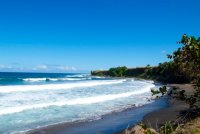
left=144, top=62, right=189, bottom=83
left=151, top=86, right=167, bottom=97
left=154, top=34, right=200, bottom=116
left=108, top=66, right=128, bottom=77
left=170, top=34, right=200, bottom=114
left=149, top=34, right=200, bottom=118
left=168, top=34, right=200, bottom=84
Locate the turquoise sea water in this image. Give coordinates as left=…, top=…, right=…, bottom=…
left=0, top=72, right=159, bottom=134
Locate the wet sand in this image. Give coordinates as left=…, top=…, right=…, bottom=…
left=143, top=84, right=193, bottom=129
left=119, top=84, right=194, bottom=134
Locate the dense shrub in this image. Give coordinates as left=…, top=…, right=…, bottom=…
left=108, top=66, right=127, bottom=77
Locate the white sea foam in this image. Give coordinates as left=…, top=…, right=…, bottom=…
left=91, top=76, right=105, bottom=79
left=0, top=84, right=154, bottom=115
left=23, top=78, right=47, bottom=82
left=65, top=74, right=89, bottom=78
left=58, top=78, right=91, bottom=81
left=23, top=77, right=91, bottom=82
left=0, top=80, right=126, bottom=93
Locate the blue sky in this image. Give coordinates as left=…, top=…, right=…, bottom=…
left=0, top=0, right=199, bottom=72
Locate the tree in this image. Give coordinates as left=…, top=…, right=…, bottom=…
left=168, top=34, right=200, bottom=84
left=108, top=66, right=127, bottom=77
left=168, top=34, right=200, bottom=114
left=152, top=34, right=200, bottom=116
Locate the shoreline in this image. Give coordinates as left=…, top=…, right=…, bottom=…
left=26, top=84, right=193, bottom=134
left=120, top=84, right=193, bottom=134
left=143, top=84, right=193, bottom=129
left=26, top=97, right=169, bottom=134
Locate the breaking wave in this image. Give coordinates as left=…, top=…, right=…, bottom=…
left=0, top=83, right=154, bottom=115
left=0, top=79, right=126, bottom=93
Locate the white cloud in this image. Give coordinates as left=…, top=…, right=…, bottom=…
left=0, top=64, right=24, bottom=72
left=71, top=67, right=77, bottom=71
left=0, top=64, right=78, bottom=72
left=0, top=64, right=13, bottom=69
left=55, top=66, right=77, bottom=71
left=55, top=66, right=69, bottom=70
left=36, top=65, right=48, bottom=70
left=0, top=64, right=5, bottom=68
left=31, top=65, right=77, bottom=72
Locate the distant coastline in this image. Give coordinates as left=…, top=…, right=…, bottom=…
left=91, top=64, right=190, bottom=84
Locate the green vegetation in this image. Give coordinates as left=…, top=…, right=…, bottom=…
left=138, top=121, right=176, bottom=134
left=169, top=34, right=200, bottom=117
left=159, top=121, right=176, bottom=134
left=135, top=118, right=200, bottom=134
left=150, top=34, right=200, bottom=134
left=175, top=117, right=200, bottom=134
left=143, top=62, right=190, bottom=83
left=91, top=62, right=189, bottom=84
left=91, top=67, right=128, bottom=77
left=91, top=70, right=108, bottom=76
left=108, top=66, right=127, bottom=77
left=168, top=34, right=200, bottom=84
left=151, top=86, right=167, bottom=96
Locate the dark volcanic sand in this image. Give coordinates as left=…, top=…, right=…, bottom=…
left=143, top=84, right=193, bottom=129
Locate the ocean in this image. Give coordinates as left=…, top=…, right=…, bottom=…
left=0, top=72, right=161, bottom=134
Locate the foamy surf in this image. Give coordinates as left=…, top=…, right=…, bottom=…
left=22, top=77, right=92, bottom=82
left=57, top=77, right=92, bottom=81
left=23, top=78, right=47, bottom=82
left=0, top=79, right=126, bottom=93
left=0, top=84, right=154, bottom=115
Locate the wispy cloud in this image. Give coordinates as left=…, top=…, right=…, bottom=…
left=0, top=64, right=22, bottom=72
left=0, top=64, right=78, bottom=72
left=55, top=66, right=77, bottom=71
left=0, top=64, right=14, bottom=69
left=31, top=65, right=77, bottom=72
left=35, top=65, right=48, bottom=70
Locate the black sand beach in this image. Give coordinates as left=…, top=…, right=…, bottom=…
left=27, top=98, right=169, bottom=134
left=143, top=84, right=192, bottom=129
left=120, top=84, right=193, bottom=134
